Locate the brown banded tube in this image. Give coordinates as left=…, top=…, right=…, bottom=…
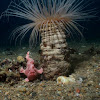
left=40, top=22, right=70, bottom=80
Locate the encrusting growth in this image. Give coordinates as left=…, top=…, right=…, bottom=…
left=0, top=0, right=94, bottom=79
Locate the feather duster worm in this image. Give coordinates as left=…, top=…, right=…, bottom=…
left=1, top=0, right=94, bottom=79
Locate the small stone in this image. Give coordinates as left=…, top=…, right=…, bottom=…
left=30, top=92, right=37, bottom=97
left=79, top=94, right=83, bottom=98
left=26, top=91, right=30, bottom=95
left=95, top=85, right=99, bottom=88
left=22, top=47, right=26, bottom=50
left=16, top=94, right=20, bottom=97
left=93, top=65, right=99, bottom=68
left=77, top=77, right=83, bottom=84
left=38, top=86, right=43, bottom=91
left=57, top=87, right=62, bottom=91
left=39, top=82, right=45, bottom=87
left=17, top=87, right=27, bottom=92
left=86, top=81, right=94, bottom=86
left=78, top=53, right=81, bottom=55
left=4, top=97, right=9, bottom=100
left=47, top=96, right=54, bottom=100
left=5, top=92, right=9, bottom=95
left=57, top=91, right=61, bottom=96
left=75, top=93, right=80, bottom=97
left=81, top=89, right=86, bottom=93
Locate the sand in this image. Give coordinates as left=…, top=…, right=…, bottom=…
left=0, top=41, right=100, bottom=100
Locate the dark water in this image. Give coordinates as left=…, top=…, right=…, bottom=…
left=0, top=0, right=100, bottom=47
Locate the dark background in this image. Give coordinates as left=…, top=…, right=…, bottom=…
left=0, top=0, right=100, bottom=46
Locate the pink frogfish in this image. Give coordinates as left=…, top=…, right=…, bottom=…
left=20, top=51, right=43, bottom=82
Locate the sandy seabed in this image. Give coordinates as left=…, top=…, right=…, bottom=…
left=0, top=41, right=100, bottom=100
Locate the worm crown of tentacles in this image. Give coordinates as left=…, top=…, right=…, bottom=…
left=0, top=0, right=94, bottom=45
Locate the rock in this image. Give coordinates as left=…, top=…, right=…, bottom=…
left=0, top=71, right=7, bottom=82
left=6, top=72, right=20, bottom=82
left=0, top=59, right=11, bottom=66
left=17, top=56, right=25, bottom=63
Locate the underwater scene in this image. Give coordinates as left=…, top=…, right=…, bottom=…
left=0, top=0, right=100, bottom=100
